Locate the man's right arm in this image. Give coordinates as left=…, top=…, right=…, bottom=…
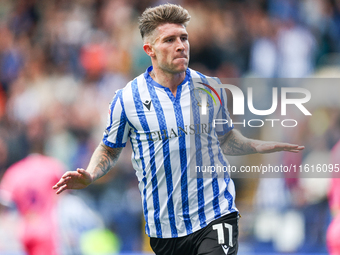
left=53, top=141, right=123, bottom=194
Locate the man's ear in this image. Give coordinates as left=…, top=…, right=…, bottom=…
left=143, top=43, right=155, bottom=57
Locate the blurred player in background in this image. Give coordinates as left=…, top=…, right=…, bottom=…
left=53, top=4, right=304, bottom=255
left=0, top=154, right=65, bottom=255
left=327, top=140, right=340, bottom=255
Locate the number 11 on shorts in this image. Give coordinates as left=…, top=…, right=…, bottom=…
left=212, top=223, right=233, bottom=247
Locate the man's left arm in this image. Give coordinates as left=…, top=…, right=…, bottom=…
left=219, top=129, right=304, bottom=156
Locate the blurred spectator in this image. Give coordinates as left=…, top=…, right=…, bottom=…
left=277, top=19, right=317, bottom=77
left=0, top=26, right=25, bottom=93
left=249, top=16, right=278, bottom=77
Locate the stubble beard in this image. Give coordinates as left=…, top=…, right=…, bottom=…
left=162, top=58, right=189, bottom=75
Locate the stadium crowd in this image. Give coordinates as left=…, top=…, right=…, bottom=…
left=1, top=0, right=340, bottom=254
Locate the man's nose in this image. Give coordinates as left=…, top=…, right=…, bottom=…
left=176, top=38, right=185, bottom=51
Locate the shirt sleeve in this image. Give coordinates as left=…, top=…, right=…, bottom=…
left=213, top=78, right=234, bottom=136
left=102, top=89, right=130, bottom=148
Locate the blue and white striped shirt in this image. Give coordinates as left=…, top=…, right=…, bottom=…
left=103, top=66, right=237, bottom=238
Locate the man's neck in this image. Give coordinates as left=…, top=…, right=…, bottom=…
left=150, top=66, right=186, bottom=97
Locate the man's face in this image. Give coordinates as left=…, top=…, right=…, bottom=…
left=148, top=23, right=189, bottom=74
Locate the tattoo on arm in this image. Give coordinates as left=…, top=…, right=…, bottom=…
left=90, top=142, right=123, bottom=181
left=219, top=130, right=257, bottom=156
left=98, top=144, right=122, bottom=174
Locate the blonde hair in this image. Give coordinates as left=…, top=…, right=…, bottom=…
left=138, top=3, right=191, bottom=40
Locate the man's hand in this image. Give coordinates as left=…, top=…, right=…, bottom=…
left=53, top=168, right=93, bottom=194
left=254, top=141, right=305, bottom=154
left=52, top=142, right=123, bottom=194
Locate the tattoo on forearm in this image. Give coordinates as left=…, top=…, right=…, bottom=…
left=95, top=145, right=122, bottom=178
left=220, top=131, right=257, bottom=156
